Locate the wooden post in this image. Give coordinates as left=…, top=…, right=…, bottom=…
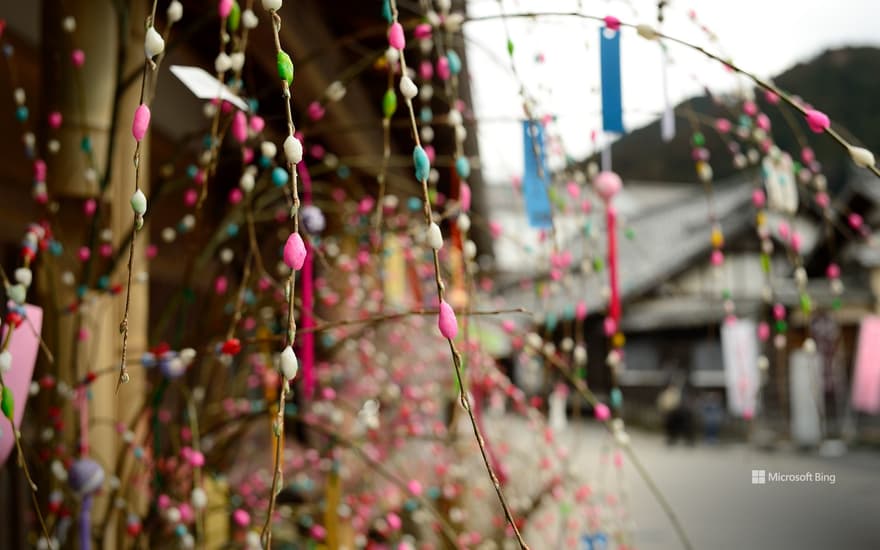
left=41, top=0, right=149, bottom=547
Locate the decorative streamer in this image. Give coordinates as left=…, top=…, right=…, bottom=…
left=851, top=316, right=880, bottom=414
left=297, top=151, right=316, bottom=400
left=521, top=120, right=553, bottom=229
left=593, top=172, right=622, bottom=327
left=721, top=318, right=760, bottom=418
left=660, top=45, right=675, bottom=142
left=606, top=204, right=621, bottom=324
left=599, top=26, right=624, bottom=134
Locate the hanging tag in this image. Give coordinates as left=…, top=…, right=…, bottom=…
left=600, top=27, right=624, bottom=133
left=521, top=120, right=554, bottom=229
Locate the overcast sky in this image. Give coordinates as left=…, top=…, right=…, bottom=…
left=463, top=0, right=880, bottom=184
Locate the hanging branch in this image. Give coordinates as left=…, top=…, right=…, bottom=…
left=386, top=1, right=530, bottom=547
left=117, top=0, right=163, bottom=391
left=259, top=3, right=306, bottom=547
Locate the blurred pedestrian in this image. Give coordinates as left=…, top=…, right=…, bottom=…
left=700, top=392, right=724, bottom=444
left=658, top=374, right=695, bottom=445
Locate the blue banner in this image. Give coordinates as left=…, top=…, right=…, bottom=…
left=521, top=120, right=553, bottom=229
left=600, top=27, right=624, bottom=133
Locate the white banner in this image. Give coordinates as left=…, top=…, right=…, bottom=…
left=721, top=319, right=760, bottom=417
left=790, top=349, right=824, bottom=445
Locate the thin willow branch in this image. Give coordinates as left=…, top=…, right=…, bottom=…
left=117, top=3, right=162, bottom=391
left=387, top=1, right=530, bottom=547
left=261, top=7, right=303, bottom=548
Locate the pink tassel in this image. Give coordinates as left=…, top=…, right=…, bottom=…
left=594, top=403, right=611, bottom=421
left=283, top=233, right=306, bottom=271
left=438, top=300, right=458, bottom=339
left=297, top=157, right=316, bottom=400
left=132, top=104, right=151, bottom=142
left=607, top=205, right=621, bottom=323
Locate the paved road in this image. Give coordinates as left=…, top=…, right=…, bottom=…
left=559, top=422, right=880, bottom=550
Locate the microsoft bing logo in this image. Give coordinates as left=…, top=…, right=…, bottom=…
left=751, top=470, right=766, bottom=484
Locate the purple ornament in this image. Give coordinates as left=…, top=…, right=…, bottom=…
left=301, top=205, right=326, bottom=234
left=69, top=458, right=105, bottom=550
left=69, top=458, right=105, bottom=497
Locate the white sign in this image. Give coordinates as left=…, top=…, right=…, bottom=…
left=721, top=319, right=760, bottom=417
left=169, top=65, right=249, bottom=112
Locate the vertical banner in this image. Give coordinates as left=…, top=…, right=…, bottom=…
left=851, top=316, right=880, bottom=414
left=0, top=305, right=42, bottom=467
left=660, top=46, right=675, bottom=142
left=721, top=318, right=759, bottom=417
left=790, top=349, right=823, bottom=445
left=521, top=120, right=554, bottom=229
left=599, top=27, right=624, bottom=134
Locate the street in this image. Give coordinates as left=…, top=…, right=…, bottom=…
left=560, top=422, right=880, bottom=550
